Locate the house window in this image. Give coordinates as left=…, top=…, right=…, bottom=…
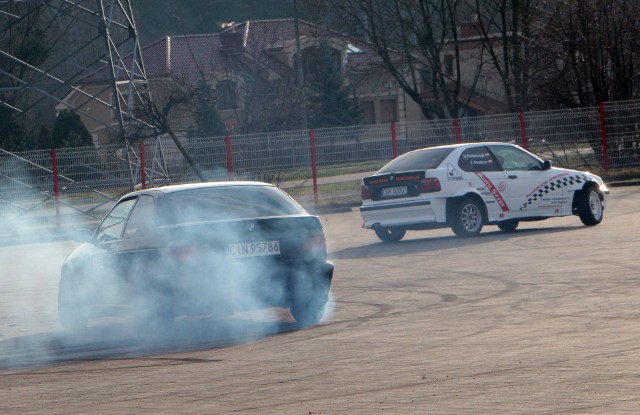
left=216, top=80, right=237, bottom=110
left=362, top=101, right=375, bottom=124
left=444, top=54, right=454, bottom=77
left=380, top=99, right=397, bottom=123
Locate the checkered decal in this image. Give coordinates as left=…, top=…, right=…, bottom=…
left=520, top=174, right=588, bottom=210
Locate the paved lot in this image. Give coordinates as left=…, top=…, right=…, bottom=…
left=1, top=185, right=639, bottom=414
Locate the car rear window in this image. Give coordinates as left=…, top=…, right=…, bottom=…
left=159, top=185, right=306, bottom=224
left=377, top=147, right=453, bottom=174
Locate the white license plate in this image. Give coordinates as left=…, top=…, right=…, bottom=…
left=227, top=240, right=281, bottom=257
left=381, top=186, right=408, bottom=197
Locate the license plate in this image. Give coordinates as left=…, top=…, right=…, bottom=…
left=227, top=240, right=281, bottom=257
left=381, top=186, right=408, bottom=197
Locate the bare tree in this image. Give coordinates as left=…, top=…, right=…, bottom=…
left=530, top=0, right=640, bottom=166
left=536, top=0, right=640, bottom=107
left=128, top=78, right=207, bottom=181
left=468, top=0, right=549, bottom=112
left=306, top=0, right=479, bottom=119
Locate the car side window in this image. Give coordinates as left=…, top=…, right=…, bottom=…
left=123, top=195, right=155, bottom=239
left=489, top=145, right=543, bottom=171
left=95, top=198, right=137, bottom=242
left=458, top=146, right=500, bottom=172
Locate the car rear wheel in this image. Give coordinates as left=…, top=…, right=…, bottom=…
left=290, top=297, right=326, bottom=327
left=289, top=275, right=330, bottom=327
left=576, top=186, right=604, bottom=226
left=450, top=197, right=484, bottom=237
left=497, top=220, right=519, bottom=233
left=131, top=273, right=177, bottom=325
left=374, top=227, right=406, bottom=243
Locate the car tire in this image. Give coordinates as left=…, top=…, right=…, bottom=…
left=374, top=227, right=406, bottom=243
left=450, top=197, right=484, bottom=237
left=290, top=296, right=326, bottom=327
left=497, top=220, right=519, bottom=233
left=132, top=273, right=177, bottom=325
left=576, top=186, right=604, bottom=226
left=289, top=276, right=330, bottom=327
left=58, top=271, right=89, bottom=331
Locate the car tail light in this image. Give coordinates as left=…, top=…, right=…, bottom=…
left=169, top=246, right=199, bottom=262
left=304, top=234, right=327, bottom=254
left=361, top=184, right=372, bottom=200
left=421, top=177, right=441, bottom=193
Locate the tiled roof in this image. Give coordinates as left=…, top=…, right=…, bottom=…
left=79, top=33, right=225, bottom=84
left=78, top=19, right=383, bottom=85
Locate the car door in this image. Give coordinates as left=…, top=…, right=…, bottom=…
left=457, top=145, right=511, bottom=220
left=488, top=145, right=566, bottom=218
left=85, top=197, right=139, bottom=304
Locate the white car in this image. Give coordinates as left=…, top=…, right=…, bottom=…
left=360, top=142, right=609, bottom=242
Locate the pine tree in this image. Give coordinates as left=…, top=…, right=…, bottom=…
left=51, top=110, right=94, bottom=148
left=35, top=125, right=52, bottom=149
left=306, top=45, right=361, bottom=129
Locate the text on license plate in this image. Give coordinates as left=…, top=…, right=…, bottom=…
left=227, top=240, right=280, bottom=257
left=381, top=186, right=408, bottom=197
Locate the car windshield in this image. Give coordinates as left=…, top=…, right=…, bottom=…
left=159, top=185, right=305, bottom=224
left=377, top=147, right=454, bottom=174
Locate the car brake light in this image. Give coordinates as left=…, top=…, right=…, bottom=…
left=361, top=184, right=372, bottom=200
left=421, top=178, right=441, bottom=193
left=169, top=246, right=198, bottom=262
left=303, top=235, right=326, bottom=253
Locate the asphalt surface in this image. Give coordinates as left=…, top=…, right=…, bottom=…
left=1, top=185, right=640, bottom=414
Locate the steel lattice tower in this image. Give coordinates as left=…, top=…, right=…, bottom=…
left=0, top=0, right=149, bottom=142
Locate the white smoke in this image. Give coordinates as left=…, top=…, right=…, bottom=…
left=0, top=187, right=333, bottom=370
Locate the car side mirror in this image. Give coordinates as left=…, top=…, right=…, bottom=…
left=543, top=160, right=552, bottom=170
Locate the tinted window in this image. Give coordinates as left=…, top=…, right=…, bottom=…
left=458, top=146, right=500, bottom=172
left=377, top=147, right=453, bottom=174
left=123, top=195, right=155, bottom=239
left=160, top=186, right=306, bottom=224
left=489, top=145, right=543, bottom=171
left=96, top=198, right=137, bottom=242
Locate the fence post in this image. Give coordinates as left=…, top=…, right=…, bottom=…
left=139, top=142, right=146, bottom=189
left=390, top=122, right=398, bottom=158
left=598, top=102, right=610, bottom=173
left=309, top=128, right=319, bottom=206
left=453, top=118, right=462, bottom=144
left=51, top=148, right=61, bottom=227
left=225, top=135, right=233, bottom=180
left=519, top=112, right=528, bottom=150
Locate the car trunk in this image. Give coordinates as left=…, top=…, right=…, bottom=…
left=363, top=171, right=427, bottom=201
left=156, top=215, right=327, bottom=267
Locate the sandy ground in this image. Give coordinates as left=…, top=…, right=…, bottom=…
left=1, top=185, right=640, bottom=414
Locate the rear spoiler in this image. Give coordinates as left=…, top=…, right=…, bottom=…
left=363, top=171, right=425, bottom=186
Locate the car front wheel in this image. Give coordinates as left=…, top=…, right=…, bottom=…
left=374, top=227, right=406, bottom=243
left=450, top=197, right=485, bottom=237
left=58, top=271, right=90, bottom=331
left=576, top=186, right=604, bottom=226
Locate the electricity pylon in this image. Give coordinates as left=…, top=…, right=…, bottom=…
left=0, top=0, right=149, bottom=141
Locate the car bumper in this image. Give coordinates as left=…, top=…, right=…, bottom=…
left=360, top=198, right=442, bottom=229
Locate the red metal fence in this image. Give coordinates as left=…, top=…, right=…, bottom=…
left=1, top=100, right=639, bottom=229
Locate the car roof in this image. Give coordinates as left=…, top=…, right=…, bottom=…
left=398, top=142, right=520, bottom=157
left=417, top=142, right=516, bottom=150
left=125, top=181, right=274, bottom=198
